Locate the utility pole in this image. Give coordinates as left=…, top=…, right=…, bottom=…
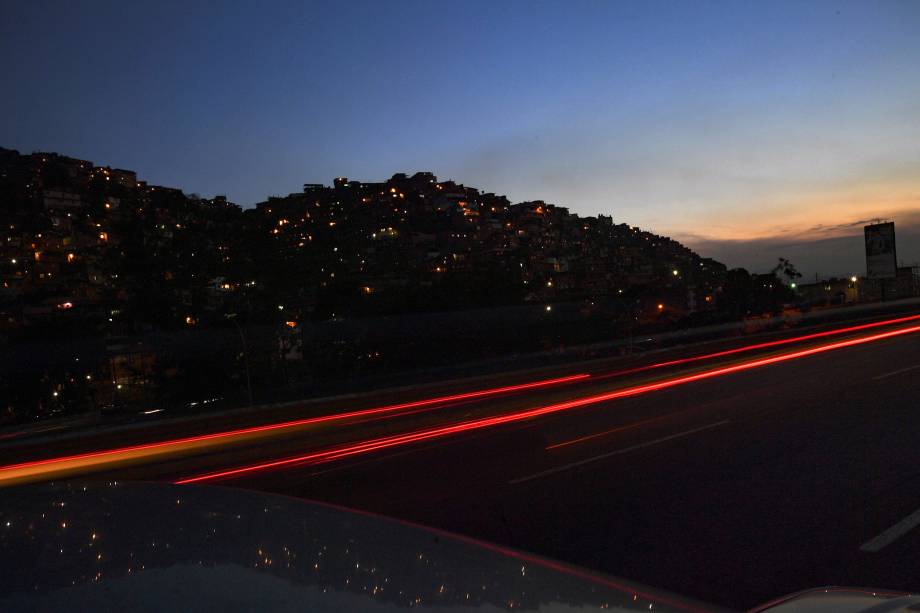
left=225, top=313, right=253, bottom=408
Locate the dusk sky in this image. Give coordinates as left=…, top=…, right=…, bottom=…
left=3, top=0, right=918, bottom=277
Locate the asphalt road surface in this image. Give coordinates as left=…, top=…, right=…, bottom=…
left=4, top=316, right=920, bottom=609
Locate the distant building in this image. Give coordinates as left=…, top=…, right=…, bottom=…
left=896, top=265, right=920, bottom=298
left=110, top=168, right=138, bottom=188
left=42, top=189, right=85, bottom=210
left=796, top=278, right=858, bottom=307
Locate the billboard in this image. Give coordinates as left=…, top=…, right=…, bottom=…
left=865, top=222, right=897, bottom=280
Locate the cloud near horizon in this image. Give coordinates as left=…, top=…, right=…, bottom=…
left=680, top=208, right=920, bottom=278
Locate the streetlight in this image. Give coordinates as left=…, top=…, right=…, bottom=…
left=850, top=276, right=858, bottom=283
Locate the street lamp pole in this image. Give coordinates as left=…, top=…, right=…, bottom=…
left=225, top=313, right=253, bottom=408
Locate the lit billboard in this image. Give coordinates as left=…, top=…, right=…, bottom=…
left=864, top=222, right=897, bottom=280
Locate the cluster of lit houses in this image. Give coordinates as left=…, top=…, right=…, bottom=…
left=1, top=147, right=727, bottom=335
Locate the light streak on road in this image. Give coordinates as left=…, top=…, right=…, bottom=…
left=176, top=323, right=920, bottom=484
left=593, top=312, right=920, bottom=380
left=0, top=373, right=588, bottom=486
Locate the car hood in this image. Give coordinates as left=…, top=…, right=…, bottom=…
left=0, top=482, right=914, bottom=612
left=0, top=481, right=720, bottom=612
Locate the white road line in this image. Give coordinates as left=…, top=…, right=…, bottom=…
left=508, top=420, right=730, bottom=485
left=860, top=507, right=920, bottom=553
left=873, top=364, right=920, bottom=381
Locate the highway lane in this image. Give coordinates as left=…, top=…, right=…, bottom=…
left=3, top=314, right=909, bottom=486
left=4, top=310, right=920, bottom=469
left=161, top=321, right=920, bottom=484
left=22, top=318, right=904, bottom=489
left=175, top=328, right=920, bottom=609
left=0, top=318, right=916, bottom=486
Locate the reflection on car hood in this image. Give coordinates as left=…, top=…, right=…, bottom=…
left=0, top=482, right=720, bottom=612
left=752, top=586, right=919, bottom=612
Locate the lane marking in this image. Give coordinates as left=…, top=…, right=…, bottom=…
left=860, top=507, right=920, bottom=552
left=873, top=363, right=920, bottom=381
left=546, top=413, right=674, bottom=450
left=509, top=420, right=730, bottom=485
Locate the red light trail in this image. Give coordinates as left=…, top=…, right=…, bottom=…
left=593, top=312, right=920, bottom=380
left=0, top=373, right=587, bottom=485
left=176, top=322, right=920, bottom=484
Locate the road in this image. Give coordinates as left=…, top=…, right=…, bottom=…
left=3, top=314, right=920, bottom=609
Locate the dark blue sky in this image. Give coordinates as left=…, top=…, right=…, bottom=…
left=3, top=0, right=918, bottom=275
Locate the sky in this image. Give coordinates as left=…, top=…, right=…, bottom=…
left=2, top=0, right=918, bottom=278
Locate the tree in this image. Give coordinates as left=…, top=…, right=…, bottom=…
left=771, top=258, right=802, bottom=285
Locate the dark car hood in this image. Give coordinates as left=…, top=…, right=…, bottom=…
left=0, top=482, right=720, bottom=612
